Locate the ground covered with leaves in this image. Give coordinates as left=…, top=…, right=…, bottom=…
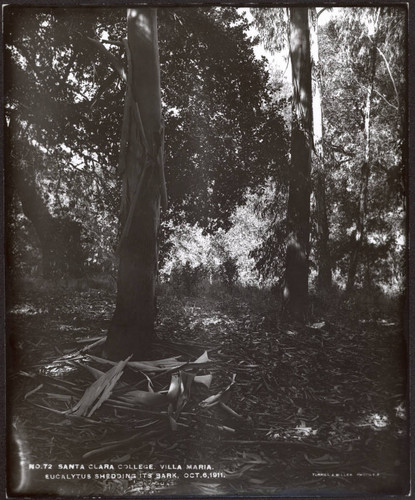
left=6, top=281, right=409, bottom=497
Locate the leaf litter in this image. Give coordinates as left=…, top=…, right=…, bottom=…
left=7, top=286, right=409, bottom=495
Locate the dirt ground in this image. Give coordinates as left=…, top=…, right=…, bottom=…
left=6, top=281, right=409, bottom=497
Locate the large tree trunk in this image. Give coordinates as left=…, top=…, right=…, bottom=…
left=309, top=8, right=331, bottom=293
left=346, top=18, right=378, bottom=294
left=15, top=168, right=83, bottom=279
left=5, top=118, right=83, bottom=279
left=282, top=8, right=312, bottom=319
left=104, top=9, right=165, bottom=360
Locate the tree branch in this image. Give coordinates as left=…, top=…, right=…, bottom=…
left=62, top=50, right=77, bottom=85
left=376, top=46, right=399, bottom=104
left=373, top=87, right=398, bottom=110
left=101, top=39, right=124, bottom=47
left=91, top=71, right=118, bottom=109
left=330, top=144, right=354, bottom=157
left=317, top=7, right=330, bottom=19
left=155, top=124, right=167, bottom=210
left=85, top=36, right=127, bottom=82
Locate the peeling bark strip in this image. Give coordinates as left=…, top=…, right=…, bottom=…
left=283, top=8, right=312, bottom=319
left=105, top=9, right=165, bottom=360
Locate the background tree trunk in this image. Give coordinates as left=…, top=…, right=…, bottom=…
left=282, top=8, right=312, bottom=319
left=346, top=15, right=378, bottom=294
left=6, top=118, right=84, bottom=279
left=16, top=178, right=83, bottom=279
left=309, top=7, right=331, bottom=293
left=104, top=8, right=165, bottom=360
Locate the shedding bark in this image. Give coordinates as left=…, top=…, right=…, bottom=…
left=104, top=9, right=166, bottom=360
left=282, top=8, right=312, bottom=319
left=309, top=8, right=331, bottom=293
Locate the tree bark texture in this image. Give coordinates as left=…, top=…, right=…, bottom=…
left=346, top=17, right=378, bottom=293
left=105, top=9, right=165, bottom=360
left=309, top=8, right=332, bottom=293
left=282, top=8, right=312, bottom=319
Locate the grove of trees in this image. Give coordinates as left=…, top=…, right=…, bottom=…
left=4, top=6, right=407, bottom=359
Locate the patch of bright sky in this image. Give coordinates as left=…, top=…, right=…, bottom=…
left=238, top=7, right=335, bottom=85
left=99, top=29, right=110, bottom=41
left=238, top=7, right=290, bottom=85
left=238, top=8, right=279, bottom=63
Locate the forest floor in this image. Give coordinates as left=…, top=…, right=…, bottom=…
left=6, top=280, right=409, bottom=497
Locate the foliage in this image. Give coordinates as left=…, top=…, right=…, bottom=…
left=4, top=6, right=406, bottom=295
left=220, top=257, right=239, bottom=286
left=250, top=7, right=406, bottom=294
left=5, top=6, right=289, bottom=278
left=319, top=7, right=406, bottom=291
left=4, top=7, right=123, bottom=275
left=250, top=8, right=288, bottom=53
left=159, top=7, right=289, bottom=230
left=5, top=6, right=409, bottom=494
left=160, top=183, right=277, bottom=290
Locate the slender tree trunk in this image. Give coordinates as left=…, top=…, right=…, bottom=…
left=282, top=8, right=312, bottom=319
left=346, top=22, right=378, bottom=293
left=346, top=160, right=369, bottom=293
left=309, top=8, right=331, bottom=293
left=104, top=9, right=165, bottom=360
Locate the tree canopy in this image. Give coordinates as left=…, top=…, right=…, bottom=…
left=5, top=6, right=406, bottom=295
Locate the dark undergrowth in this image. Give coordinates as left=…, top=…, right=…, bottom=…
left=6, top=277, right=409, bottom=497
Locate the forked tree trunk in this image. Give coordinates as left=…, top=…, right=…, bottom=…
left=6, top=118, right=83, bottom=279
left=14, top=158, right=58, bottom=278
left=15, top=175, right=83, bottom=279
left=309, top=7, right=331, bottom=293
left=104, top=9, right=165, bottom=360
left=282, top=8, right=312, bottom=319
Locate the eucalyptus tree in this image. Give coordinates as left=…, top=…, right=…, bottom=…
left=103, top=8, right=165, bottom=359
left=309, top=7, right=331, bottom=292
left=4, top=7, right=164, bottom=358
left=252, top=7, right=313, bottom=318
left=321, top=7, right=406, bottom=292
left=283, top=8, right=313, bottom=318
left=345, top=8, right=381, bottom=293
left=5, top=6, right=288, bottom=357
left=5, top=7, right=286, bottom=255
